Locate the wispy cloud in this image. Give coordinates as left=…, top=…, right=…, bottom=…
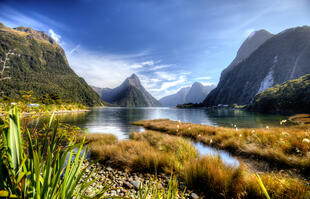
left=154, top=71, right=177, bottom=81
left=201, top=82, right=216, bottom=86
left=66, top=47, right=146, bottom=88
left=195, top=76, right=212, bottom=80
left=48, top=29, right=61, bottom=43
left=150, top=75, right=186, bottom=92
left=148, top=64, right=171, bottom=71
left=0, top=6, right=65, bottom=32
left=69, top=44, right=81, bottom=54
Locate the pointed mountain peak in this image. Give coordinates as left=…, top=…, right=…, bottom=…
left=126, top=73, right=142, bottom=87
left=192, top=82, right=204, bottom=88
left=129, top=73, right=139, bottom=79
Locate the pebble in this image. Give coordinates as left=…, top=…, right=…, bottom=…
left=130, top=180, right=140, bottom=190
left=79, top=159, right=199, bottom=198
left=190, top=192, right=200, bottom=199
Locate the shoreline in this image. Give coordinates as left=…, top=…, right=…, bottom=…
left=0, top=108, right=90, bottom=118
left=133, top=119, right=310, bottom=179
left=81, top=159, right=198, bottom=198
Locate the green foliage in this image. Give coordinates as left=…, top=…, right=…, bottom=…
left=134, top=175, right=187, bottom=199
left=249, top=74, right=310, bottom=114
left=255, top=174, right=271, bottom=199
left=0, top=107, right=109, bottom=198
left=0, top=24, right=103, bottom=106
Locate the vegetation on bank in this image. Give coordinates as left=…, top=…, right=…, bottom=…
left=0, top=108, right=190, bottom=198
left=0, top=102, right=87, bottom=116
left=0, top=91, right=90, bottom=117
left=83, top=131, right=309, bottom=199
left=248, top=74, right=310, bottom=114
left=133, top=119, right=310, bottom=175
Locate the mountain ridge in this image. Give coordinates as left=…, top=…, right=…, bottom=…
left=93, top=74, right=161, bottom=107
left=0, top=23, right=103, bottom=106
left=160, top=82, right=215, bottom=107
left=204, top=26, right=310, bottom=106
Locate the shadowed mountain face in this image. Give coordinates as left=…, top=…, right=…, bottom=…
left=220, top=29, right=274, bottom=80
left=0, top=23, right=103, bottom=106
left=204, top=26, right=310, bottom=106
left=93, top=74, right=161, bottom=107
left=160, top=82, right=215, bottom=107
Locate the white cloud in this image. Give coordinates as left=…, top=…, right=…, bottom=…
left=196, top=76, right=212, bottom=80
left=130, top=63, right=144, bottom=69
left=141, top=60, right=155, bottom=66
left=67, top=47, right=143, bottom=88
left=201, top=82, right=216, bottom=86
left=154, top=71, right=177, bottom=81
left=48, top=29, right=61, bottom=43
left=148, top=64, right=171, bottom=71
left=150, top=75, right=186, bottom=92
left=129, top=60, right=157, bottom=69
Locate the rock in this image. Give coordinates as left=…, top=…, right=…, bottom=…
left=190, top=192, right=199, bottom=199
left=130, top=180, right=140, bottom=190
left=123, top=181, right=133, bottom=189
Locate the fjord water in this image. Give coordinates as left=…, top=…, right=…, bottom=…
left=51, top=107, right=286, bottom=166
left=57, top=107, right=286, bottom=139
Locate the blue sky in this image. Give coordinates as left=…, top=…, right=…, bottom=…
left=0, top=0, right=309, bottom=98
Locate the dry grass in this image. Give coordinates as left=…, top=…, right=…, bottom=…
left=183, top=156, right=308, bottom=199
left=289, top=114, right=310, bottom=124
left=84, top=131, right=197, bottom=173
left=83, top=132, right=310, bottom=199
left=133, top=119, right=310, bottom=174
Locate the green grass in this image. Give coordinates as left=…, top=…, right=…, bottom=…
left=248, top=74, right=310, bottom=114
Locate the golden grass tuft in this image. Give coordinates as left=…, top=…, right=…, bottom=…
left=133, top=119, right=310, bottom=174
left=84, top=131, right=310, bottom=199
left=84, top=131, right=197, bottom=173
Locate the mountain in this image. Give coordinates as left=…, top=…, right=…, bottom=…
left=185, top=82, right=215, bottom=104
left=220, top=30, right=273, bottom=80
left=159, top=82, right=215, bottom=107
left=0, top=23, right=103, bottom=106
left=204, top=26, right=310, bottom=106
left=159, top=87, right=190, bottom=107
left=248, top=74, right=310, bottom=114
left=94, top=74, right=161, bottom=107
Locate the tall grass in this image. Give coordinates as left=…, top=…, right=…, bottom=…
left=0, top=107, right=109, bottom=198
left=85, top=131, right=310, bottom=199
left=86, top=131, right=197, bottom=173
left=133, top=119, right=310, bottom=174
left=134, top=175, right=187, bottom=199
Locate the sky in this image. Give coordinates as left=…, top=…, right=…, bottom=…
left=0, top=0, right=309, bottom=98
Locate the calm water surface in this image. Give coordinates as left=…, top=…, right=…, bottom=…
left=54, top=107, right=286, bottom=139
left=47, top=107, right=286, bottom=166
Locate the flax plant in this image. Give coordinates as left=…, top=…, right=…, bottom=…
left=0, top=107, right=109, bottom=198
